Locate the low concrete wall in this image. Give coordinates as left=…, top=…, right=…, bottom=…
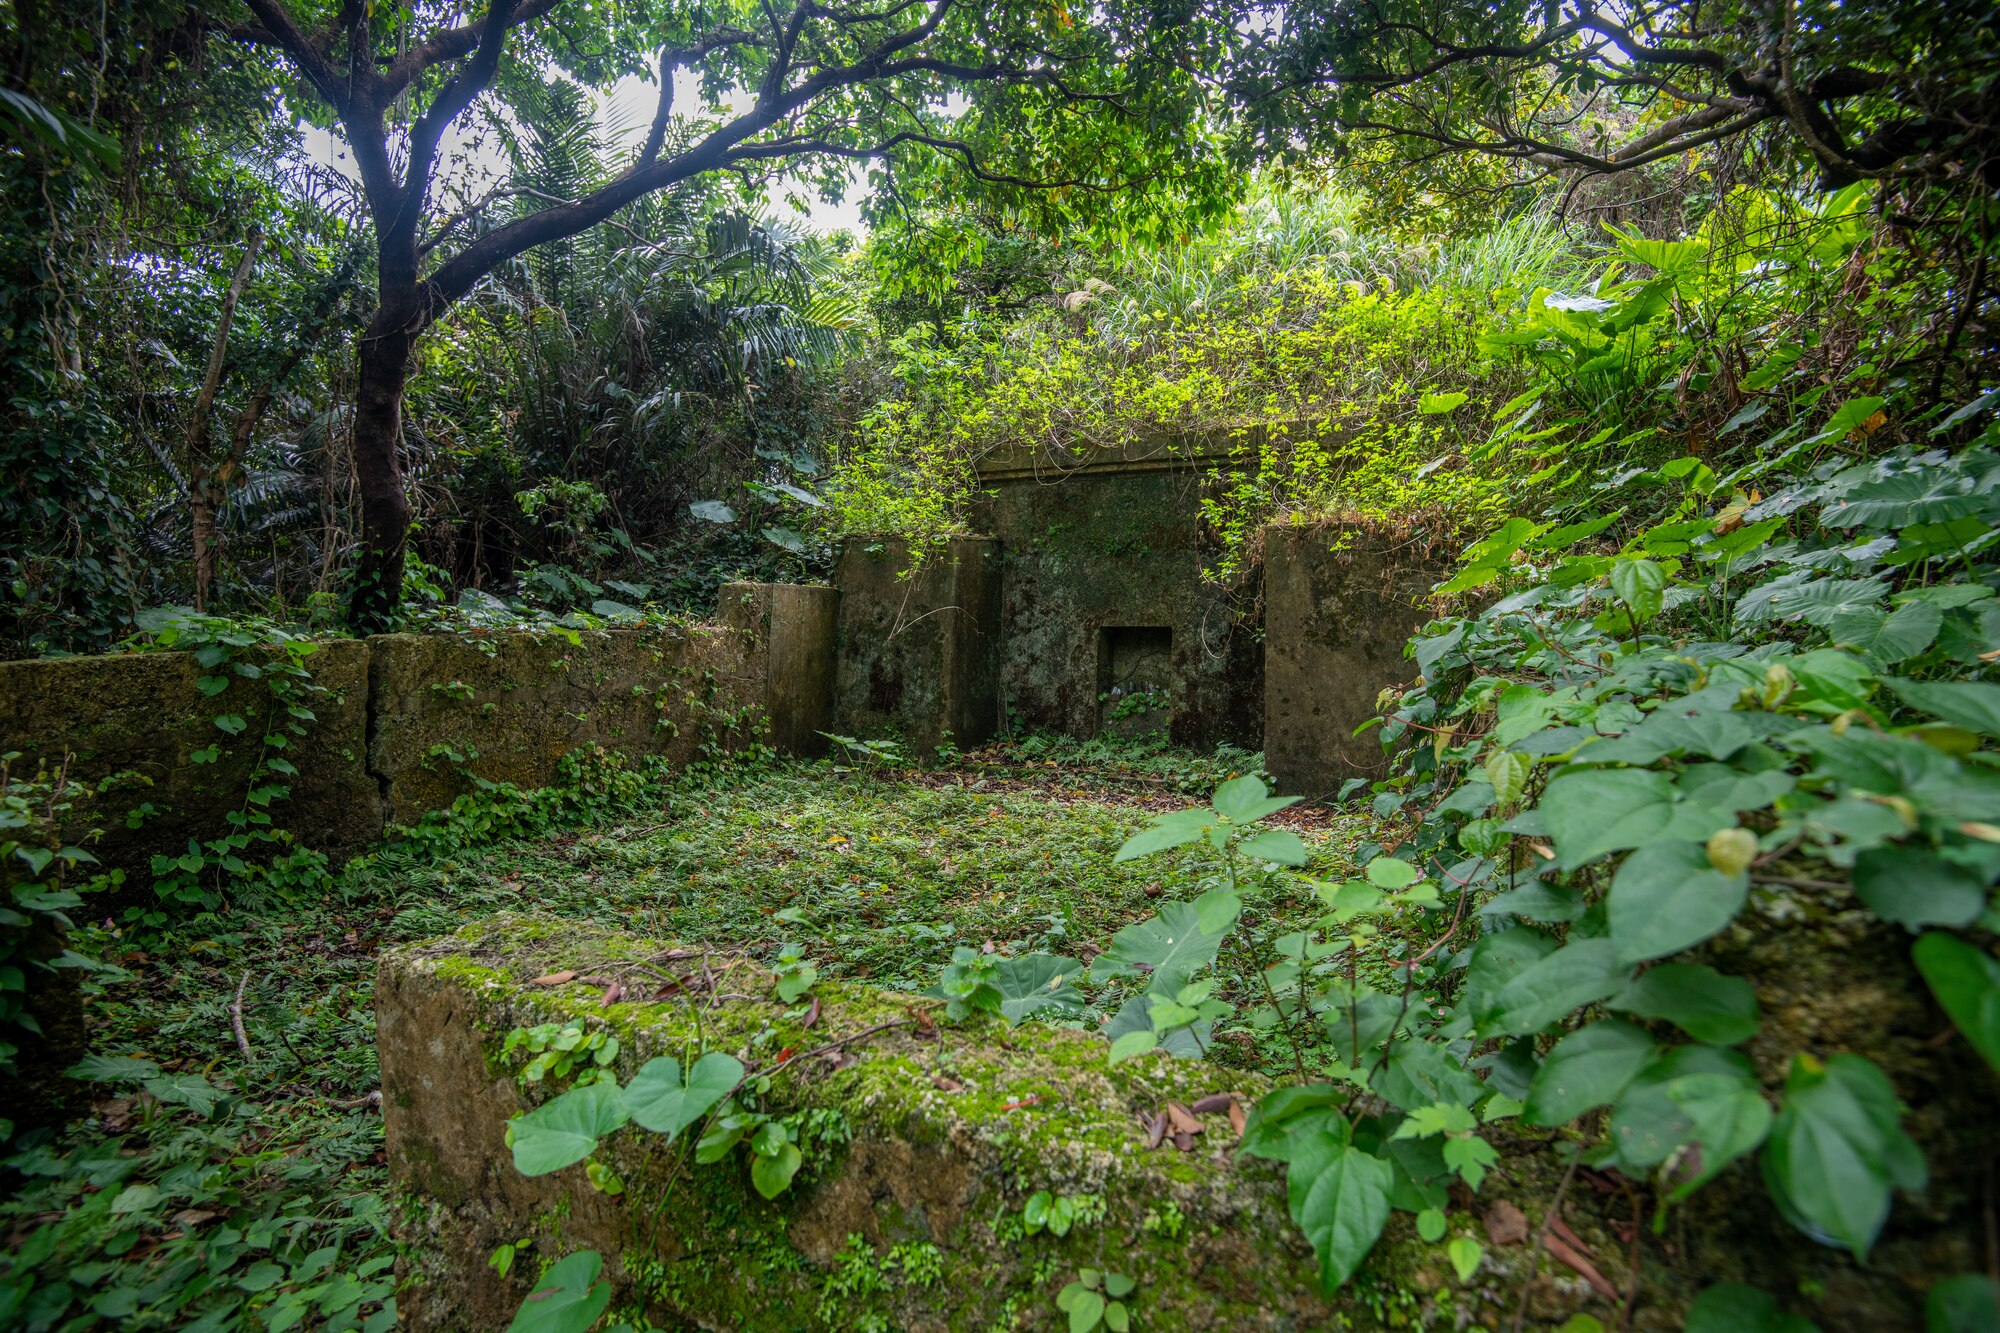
left=0, top=583, right=838, bottom=872
left=832, top=538, right=1001, bottom=754
left=377, top=915, right=1362, bottom=1331
left=0, top=638, right=379, bottom=867
left=1262, top=524, right=1447, bottom=799
left=720, top=583, right=840, bottom=756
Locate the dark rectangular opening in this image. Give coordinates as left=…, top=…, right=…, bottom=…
left=1097, top=626, right=1173, bottom=738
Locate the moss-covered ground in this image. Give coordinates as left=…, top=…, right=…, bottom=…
left=1, top=739, right=1384, bottom=1332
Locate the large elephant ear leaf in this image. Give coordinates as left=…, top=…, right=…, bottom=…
left=507, top=1249, right=612, bottom=1333
left=509, top=1082, right=630, bottom=1176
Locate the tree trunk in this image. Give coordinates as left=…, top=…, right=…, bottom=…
left=188, top=232, right=264, bottom=610
left=347, top=308, right=417, bottom=634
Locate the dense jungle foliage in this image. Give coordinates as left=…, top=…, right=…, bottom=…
left=4, top=0, right=2000, bottom=1328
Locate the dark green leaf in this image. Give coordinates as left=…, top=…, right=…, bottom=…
left=1286, top=1135, right=1395, bottom=1291
left=1762, top=1054, right=1925, bottom=1259
left=1684, top=1282, right=1822, bottom=1333
left=507, top=1250, right=611, bottom=1333
left=1607, top=841, right=1749, bottom=964
left=510, top=1082, right=629, bottom=1176
left=1612, top=964, right=1760, bottom=1044
left=1481, top=938, right=1629, bottom=1037
left=1912, top=934, right=2000, bottom=1075
left=623, top=1052, right=743, bottom=1138
left=1851, top=847, right=1987, bottom=930
left=1540, top=769, right=1730, bottom=869
left=1524, top=1020, right=1658, bottom=1127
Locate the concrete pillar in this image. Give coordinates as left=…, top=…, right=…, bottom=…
left=718, top=582, right=840, bottom=756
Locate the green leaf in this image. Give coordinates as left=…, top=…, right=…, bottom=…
left=1850, top=847, right=1986, bottom=930
left=1609, top=558, right=1667, bottom=623
left=623, top=1052, right=743, bottom=1138
left=1607, top=842, right=1749, bottom=965
left=1483, top=750, right=1531, bottom=809
left=1482, top=939, right=1629, bottom=1037
left=1364, top=856, right=1421, bottom=889
left=68, top=1053, right=162, bottom=1082
left=507, top=1250, right=611, bottom=1333
left=110, top=1183, right=160, bottom=1214
left=1419, top=391, right=1469, bottom=415
left=1238, top=829, right=1308, bottom=866
left=1523, top=1020, right=1658, bottom=1127
left=1089, top=899, right=1228, bottom=994
left=1115, top=812, right=1209, bottom=861
left=689, top=500, right=736, bottom=524
left=1684, top=1282, right=1821, bottom=1333
left=1416, top=1208, right=1447, bottom=1242
left=1832, top=600, right=1940, bottom=665
left=990, top=954, right=1086, bottom=1022
left=1286, top=1135, right=1395, bottom=1291
left=1663, top=1073, right=1772, bottom=1198
left=1212, top=775, right=1301, bottom=823
left=1886, top=677, right=2000, bottom=737
left=1446, top=1236, right=1482, bottom=1283
left=1762, top=1054, right=1924, bottom=1259
left=510, top=1082, right=629, bottom=1176
left=1540, top=769, right=1729, bottom=870
left=1926, top=1274, right=2000, bottom=1333
left=1912, top=934, right=2000, bottom=1075
left=1107, top=1030, right=1157, bottom=1064
left=1066, top=1290, right=1106, bottom=1333
left=750, top=1142, right=803, bottom=1198
left=1606, top=1045, right=1755, bottom=1171
left=1611, top=964, right=1760, bottom=1045
left=213, top=713, right=248, bottom=736
left=1103, top=1273, right=1136, bottom=1299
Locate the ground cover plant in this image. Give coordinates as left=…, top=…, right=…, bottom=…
left=0, top=747, right=1380, bottom=1332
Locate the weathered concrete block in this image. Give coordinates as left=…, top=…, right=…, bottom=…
left=377, top=915, right=1351, bottom=1331
left=365, top=626, right=759, bottom=827
left=0, top=638, right=379, bottom=873
left=971, top=434, right=1262, bottom=750
left=832, top=538, right=1001, bottom=754
left=718, top=582, right=840, bottom=756
left=1262, top=524, right=1447, bottom=800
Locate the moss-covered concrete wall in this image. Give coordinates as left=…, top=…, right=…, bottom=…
left=0, top=589, right=839, bottom=873
left=1263, top=523, right=1448, bottom=797
left=378, top=915, right=1365, bottom=1332
left=831, top=538, right=1001, bottom=754
left=970, top=437, right=1261, bottom=751
left=0, top=638, right=379, bottom=868
left=366, top=622, right=760, bottom=826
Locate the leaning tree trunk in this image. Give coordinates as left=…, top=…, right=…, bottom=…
left=347, top=307, right=417, bottom=634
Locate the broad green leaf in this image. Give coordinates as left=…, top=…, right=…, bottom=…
left=1107, top=1030, right=1157, bottom=1064
left=1886, top=677, right=2000, bottom=737
left=1416, top=1208, right=1446, bottom=1242
left=623, top=1053, right=744, bottom=1138
left=1419, top=391, right=1468, bottom=415
left=1912, top=934, right=2000, bottom=1075
left=1684, top=1282, right=1822, bottom=1333
left=507, top=1250, right=611, bottom=1333
left=1483, top=750, right=1531, bottom=809
left=1066, top=1291, right=1106, bottom=1333
left=1663, top=1073, right=1772, bottom=1198
left=1762, top=1054, right=1925, bottom=1259
left=1461, top=927, right=1558, bottom=1022
left=110, top=1183, right=160, bottom=1214
left=1286, top=1135, right=1395, bottom=1291
left=1850, top=847, right=1986, bottom=930
left=1926, top=1274, right=2000, bottom=1333
left=68, top=1054, right=162, bottom=1082
left=1824, top=397, right=1888, bottom=437
left=1115, top=819, right=1207, bottom=861
left=1364, top=856, right=1421, bottom=889
left=1611, top=964, right=1759, bottom=1045
left=1607, top=842, right=1749, bottom=965
left=1238, top=829, right=1308, bottom=866
left=510, top=1082, right=629, bottom=1176
left=1609, top=558, right=1667, bottom=623
left=990, top=954, right=1086, bottom=1023
left=1831, top=600, right=1940, bottom=665
left=750, top=1142, right=803, bottom=1198
left=1212, top=775, right=1301, bottom=823
left=1524, top=1020, right=1658, bottom=1127
left=1540, top=769, right=1730, bottom=869
left=1089, top=900, right=1228, bottom=994
left=1446, top=1236, right=1482, bottom=1283
left=689, top=500, right=736, bottom=524
left=1482, top=939, right=1629, bottom=1037
left=1606, top=1045, right=1755, bottom=1171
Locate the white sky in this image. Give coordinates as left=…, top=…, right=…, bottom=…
left=296, top=66, right=871, bottom=239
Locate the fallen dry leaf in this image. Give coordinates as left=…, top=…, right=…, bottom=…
left=1144, top=1112, right=1168, bottom=1150
left=1163, top=1101, right=1204, bottom=1136
left=933, top=1076, right=964, bottom=1093
left=1227, top=1099, right=1247, bottom=1138
left=1189, top=1092, right=1234, bottom=1115
left=1542, top=1230, right=1619, bottom=1301
left=1548, top=1212, right=1593, bottom=1258
left=1485, top=1200, right=1530, bottom=1245
left=1171, top=1130, right=1195, bottom=1152
left=600, top=981, right=624, bottom=1006
left=530, top=971, right=577, bottom=986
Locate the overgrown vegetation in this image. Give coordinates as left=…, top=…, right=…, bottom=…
left=5, top=0, right=1999, bottom=1326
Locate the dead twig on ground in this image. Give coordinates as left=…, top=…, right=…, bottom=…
left=230, top=972, right=254, bottom=1064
